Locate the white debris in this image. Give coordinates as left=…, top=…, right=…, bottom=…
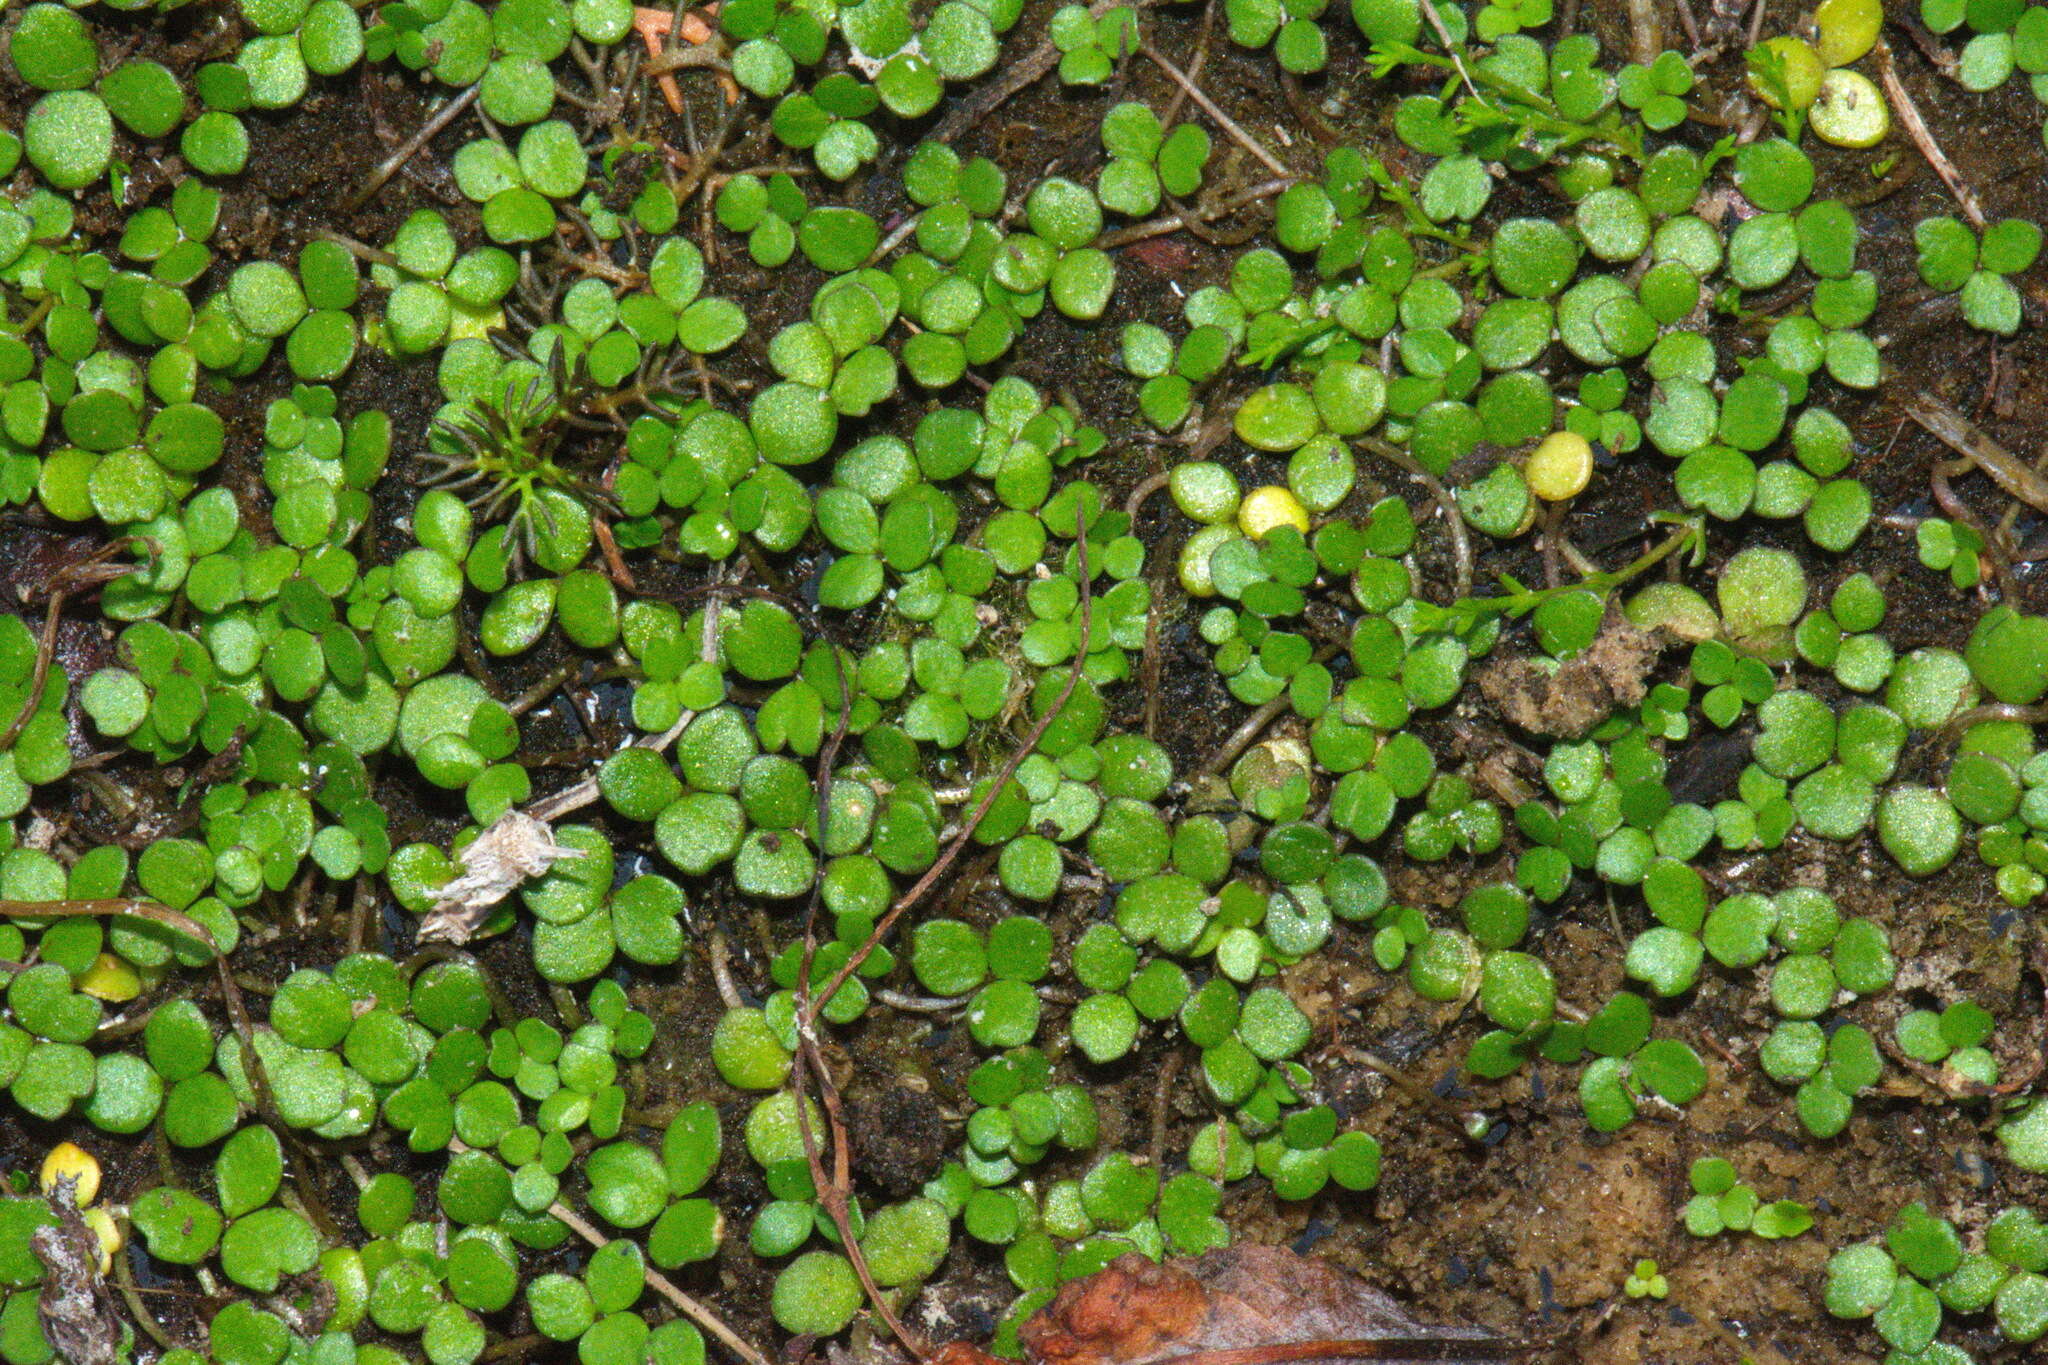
left=416, top=810, right=582, bottom=944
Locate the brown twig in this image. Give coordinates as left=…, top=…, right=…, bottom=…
left=1197, top=647, right=1339, bottom=777
left=347, top=84, right=482, bottom=212
left=111, top=1227, right=181, bottom=1351
left=1624, top=0, right=1660, bottom=72
left=1539, top=500, right=1566, bottom=591
left=929, top=0, right=1157, bottom=143
left=783, top=619, right=922, bottom=1356
left=506, top=663, right=577, bottom=719
left=525, top=708, right=693, bottom=823
left=1931, top=458, right=2022, bottom=604
left=1278, top=68, right=1340, bottom=145
left=1875, top=40, right=1986, bottom=229
left=1907, top=389, right=2048, bottom=515
left=1147, top=1337, right=1523, bottom=1365
left=1127, top=472, right=1174, bottom=743
left=308, top=228, right=401, bottom=268
left=1415, top=0, right=1495, bottom=112
left=1335, top=1045, right=1492, bottom=1143
left=1098, top=177, right=1299, bottom=251
left=1147, top=1048, right=1187, bottom=1175
left=707, top=928, right=747, bottom=1011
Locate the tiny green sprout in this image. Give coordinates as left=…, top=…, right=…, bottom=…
left=1624, top=1258, right=1669, bottom=1300
left=1050, top=3, right=1137, bottom=84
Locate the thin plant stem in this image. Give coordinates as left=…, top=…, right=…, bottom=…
left=456, top=1137, right=769, bottom=1365
left=802, top=505, right=1095, bottom=1025
left=1358, top=435, right=1473, bottom=603
left=1, top=545, right=137, bottom=749
left=1197, top=646, right=1339, bottom=776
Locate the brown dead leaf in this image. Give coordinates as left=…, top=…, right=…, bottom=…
left=932, top=1248, right=1513, bottom=1365
left=1476, top=606, right=1665, bottom=741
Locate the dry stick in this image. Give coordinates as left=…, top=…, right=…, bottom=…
left=308, top=228, right=402, bottom=269
left=506, top=662, right=578, bottom=718
left=791, top=1038, right=916, bottom=1355
left=1140, top=46, right=1290, bottom=178
left=525, top=708, right=693, bottom=822
left=707, top=929, right=747, bottom=1011
left=1671, top=0, right=1702, bottom=49
left=803, top=507, right=1095, bottom=1025
left=1159, top=0, right=1218, bottom=130
left=1278, top=68, right=1340, bottom=145
left=928, top=0, right=1158, bottom=143
left=1145, top=1048, right=1187, bottom=1175
left=344, top=879, right=377, bottom=953
left=1096, top=177, right=1298, bottom=250
left=347, top=84, right=482, bottom=212
left=670, top=96, right=744, bottom=214
left=1415, top=0, right=1494, bottom=112
left=873, top=987, right=969, bottom=1013
left=1336, top=1045, right=1492, bottom=1143
left=1993, top=416, right=2048, bottom=542
left=1875, top=39, right=1986, bottom=229
left=1932, top=457, right=2023, bottom=605
left=1538, top=500, right=1566, bottom=591
left=448, top=1137, right=771, bottom=1365
left=1906, top=389, right=2048, bottom=514
left=865, top=210, right=925, bottom=268
left=1127, top=473, right=1172, bottom=741
left=111, top=1232, right=180, bottom=1352
left=1624, top=0, right=1661, bottom=65
left=1908, top=390, right=2040, bottom=604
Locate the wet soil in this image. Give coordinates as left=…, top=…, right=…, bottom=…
left=9, top=1, right=2048, bottom=1362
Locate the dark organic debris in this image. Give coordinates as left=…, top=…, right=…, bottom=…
left=32, top=1183, right=123, bottom=1365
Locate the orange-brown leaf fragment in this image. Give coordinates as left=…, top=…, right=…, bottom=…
left=1016, top=1247, right=1507, bottom=1365
left=1022, top=1253, right=1210, bottom=1365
